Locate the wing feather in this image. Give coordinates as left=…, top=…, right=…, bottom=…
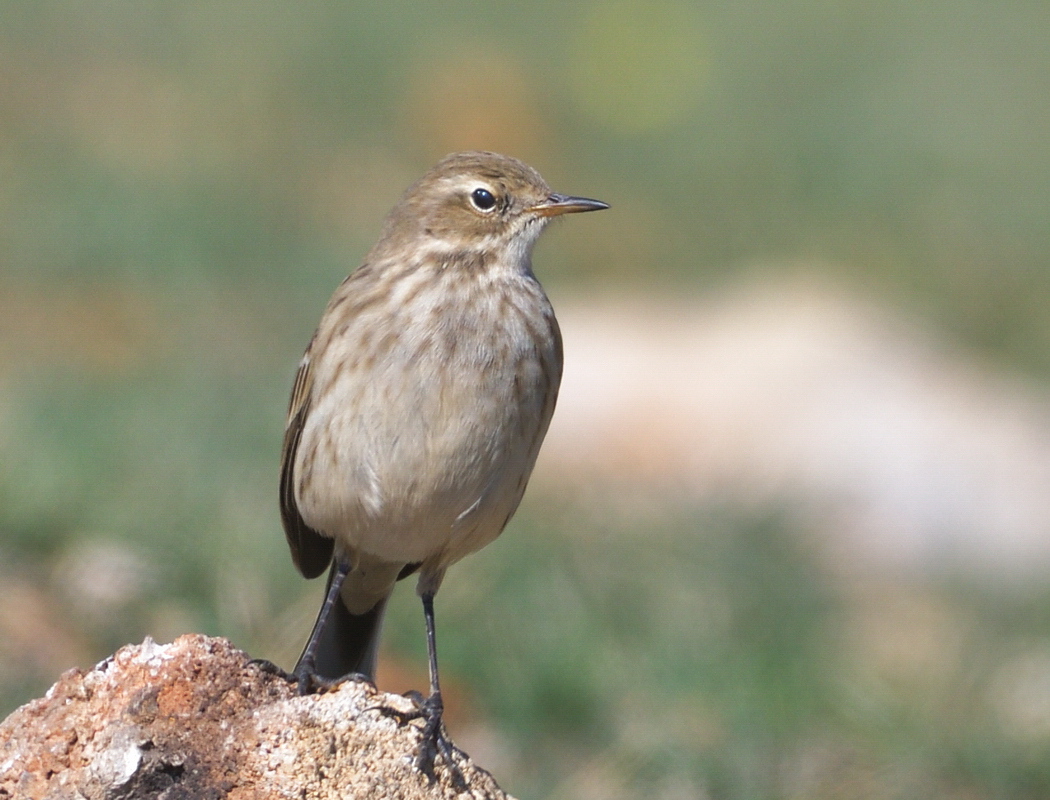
left=279, top=343, right=334, bottom=579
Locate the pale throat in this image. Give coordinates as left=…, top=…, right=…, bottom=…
left=419, top=219, right=546, bottom=274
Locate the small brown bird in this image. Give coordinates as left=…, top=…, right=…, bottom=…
left=279, top=151, right=607, bottom=770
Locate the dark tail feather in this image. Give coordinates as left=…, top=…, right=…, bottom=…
left=296, top=562, right=389, bottom=681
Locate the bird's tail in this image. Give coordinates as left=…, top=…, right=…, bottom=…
left=297, top=562, right=389, bottom=681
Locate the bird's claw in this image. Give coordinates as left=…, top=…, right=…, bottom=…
left=293, top=663, right=375, bottom=696
left=376, top=692, right=466, bottom=788
left=248, top=658, right=294, bottom=682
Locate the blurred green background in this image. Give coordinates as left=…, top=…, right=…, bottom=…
left=3, top=2, right=1050, bottom=798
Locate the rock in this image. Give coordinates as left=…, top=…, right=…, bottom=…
left=0, top=634, right=510, bottom=799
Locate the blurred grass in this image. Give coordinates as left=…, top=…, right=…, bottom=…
left=2, top=1, right=1048, bottom=369
left=384, top=506, right=1050, bottom=799
left=2, top=1, right=1050, bottom=798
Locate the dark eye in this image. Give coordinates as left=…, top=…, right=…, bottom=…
left=470, top=187, right=497, bottom=211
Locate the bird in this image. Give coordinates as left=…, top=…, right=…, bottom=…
left=278, top=150, right=607, bottom=773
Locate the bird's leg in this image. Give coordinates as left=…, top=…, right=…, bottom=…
left=379, top=591, right=459, bottom=785
left=415, top=592, right=447, bottom=768
left=294, top=558, right=351, bottom=695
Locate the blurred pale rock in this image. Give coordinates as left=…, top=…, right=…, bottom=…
left=0, top=635, right=509, bottom=800
left=538, top=280, right=1050, bottom=577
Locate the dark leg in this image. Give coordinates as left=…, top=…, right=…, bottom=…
left=415, top=592, right=444, bottom=766
left=367, top=590, right=464, bottom=785
left=423, top=593, right=442, bottom=702
left=413, top=592, right=464, bottom=783
left=295, top=558, right=351, bottom=695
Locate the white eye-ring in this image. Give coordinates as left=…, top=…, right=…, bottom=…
left=469, top=187, right=497, bottom=212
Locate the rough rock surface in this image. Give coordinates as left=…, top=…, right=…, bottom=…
left=0, top=634, right=510, bottom=799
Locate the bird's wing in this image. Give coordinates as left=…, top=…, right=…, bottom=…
left=280, top=343, right=334, bottom=579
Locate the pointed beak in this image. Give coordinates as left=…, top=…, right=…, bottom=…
left=528, top=193, right=610, bottom=217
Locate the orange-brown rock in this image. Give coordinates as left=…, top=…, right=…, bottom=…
left=0, top=634, right=509, bottom=799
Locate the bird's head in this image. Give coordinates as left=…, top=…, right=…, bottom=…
left=371, top=151, right=608, bottom=263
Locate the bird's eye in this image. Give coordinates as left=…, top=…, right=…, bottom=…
left=470, top=187, right=497, bottom=212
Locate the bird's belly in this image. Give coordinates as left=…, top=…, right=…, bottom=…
left=294, top=340, right=553, bottom=565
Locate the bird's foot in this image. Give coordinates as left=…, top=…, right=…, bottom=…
left=247, top=658, right=294, bottom=681
left=377, top=690, right=466, bottom=787
left=247, top=657, right=340, bottom=694
left=292, top=662, right=374, bottom=696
